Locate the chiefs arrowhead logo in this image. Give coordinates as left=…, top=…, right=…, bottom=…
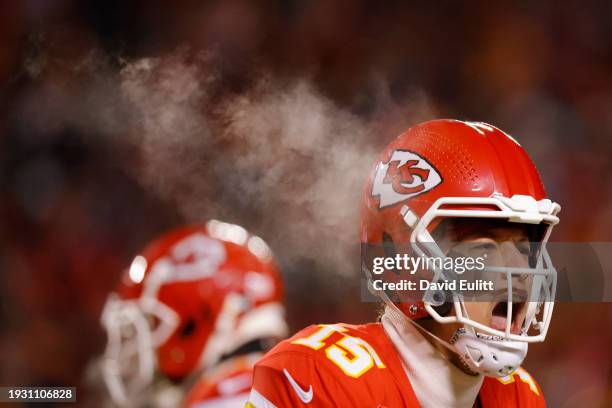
left=372, top=150, right=442, bottom=208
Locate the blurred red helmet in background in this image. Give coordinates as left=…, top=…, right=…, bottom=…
left=101, top=221, right=287, bottom=406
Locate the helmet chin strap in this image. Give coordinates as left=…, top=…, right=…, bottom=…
left=385, top=301, right=527, bottom=378
left=449, top=327, right=528, bottom=378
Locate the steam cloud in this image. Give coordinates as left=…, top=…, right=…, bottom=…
left=119, top=49, right=435, bottom=278
left=17, top=45, right=434, bottom=279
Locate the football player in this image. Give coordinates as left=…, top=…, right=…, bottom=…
left=247, top=119, right=560, bottom=407
left=100, top=221, right=288, bottom=407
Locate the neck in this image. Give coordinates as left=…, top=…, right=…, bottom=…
left=381, top=305, right=483, bottom=408
left=416, top=318, right=479, bottom=376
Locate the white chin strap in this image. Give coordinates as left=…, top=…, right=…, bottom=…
left=449, top=328, right=528, bottom=378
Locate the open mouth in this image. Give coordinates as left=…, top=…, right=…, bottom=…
left=490, top=301, right=525, bottom=335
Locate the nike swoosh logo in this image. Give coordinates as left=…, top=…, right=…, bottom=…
left=283, top=368, right=313, bottom=404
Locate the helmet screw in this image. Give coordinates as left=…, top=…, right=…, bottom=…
left=409, top=305, right=419, bottom=315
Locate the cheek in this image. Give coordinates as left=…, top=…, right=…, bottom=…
left=483, top=252, right=504, bottom=266
left=463, top=302, right=494, bottom=325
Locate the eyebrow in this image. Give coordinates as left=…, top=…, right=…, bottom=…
left=489, top=228, right=530, bottom=242
left=457, top=227, right=530, bottom=243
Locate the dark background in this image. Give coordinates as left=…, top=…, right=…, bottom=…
left=1, top=1, right=611, bottom=406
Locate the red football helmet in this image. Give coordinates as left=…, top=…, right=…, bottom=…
left=100, top=221, right=287, bottom=406
left=361, top=120, right=560, bottom=344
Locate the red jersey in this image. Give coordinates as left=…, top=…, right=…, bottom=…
left=247, top=323, right=545, bottom=407
left=185, top=353, right=262, bottom=408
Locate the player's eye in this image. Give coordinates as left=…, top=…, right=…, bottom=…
left=475, top=242, right=496, bottom=250
left=516, top=242, right=531, bottom=256
left=472, top=242, right=497, bottom=255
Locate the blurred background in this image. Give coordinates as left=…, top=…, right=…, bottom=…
left=1, top=0, right=611, bottom=406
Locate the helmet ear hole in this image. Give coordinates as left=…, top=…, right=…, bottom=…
left=180, top=318, right=197, bottom=338
left=432, top=301, right=452, bottom=317
left=382, top=232, right=397, bottom=263
left=381, top=232, right=403, bottom=303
